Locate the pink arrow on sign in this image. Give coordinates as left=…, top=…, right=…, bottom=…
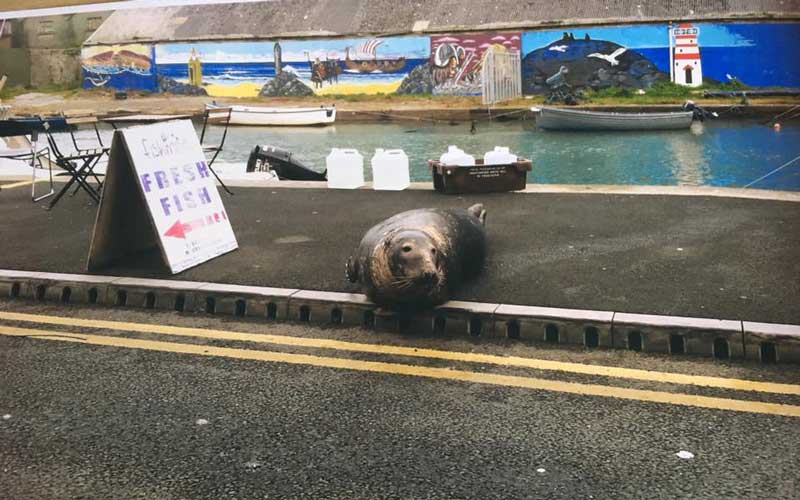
left=164, top=220, right=191, bottom=239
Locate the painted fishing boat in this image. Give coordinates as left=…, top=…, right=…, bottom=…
left=206, top=104, right=336, bottom=126
left=246, top=145, right=327, bottom=181
left=344, top=40, right=406, bottom=74
left=532, top=107, right=694, bottom=131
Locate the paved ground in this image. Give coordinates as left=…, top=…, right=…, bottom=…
left=1, top=300, right=799, bottom=500
left=1, top=184, right=799, bottom=323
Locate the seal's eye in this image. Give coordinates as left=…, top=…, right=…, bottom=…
left=431, top=248, right=437, bottom=255
left=402, top=245, right=413, bottom=253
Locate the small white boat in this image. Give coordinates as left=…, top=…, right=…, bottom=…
left=532, top=106, right=694, bottom=131
left=206, top=103, right=336, bottom=126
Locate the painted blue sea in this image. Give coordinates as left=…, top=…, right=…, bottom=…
left=156, top=58, right=428, bottom=87
left=82, top=68, right=158, bottom=92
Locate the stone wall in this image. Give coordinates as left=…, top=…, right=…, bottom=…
left=30, top=48, right=83, bottom=88
left=82, top=22, right=800, bottom=97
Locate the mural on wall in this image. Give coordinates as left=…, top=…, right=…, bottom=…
left=430, top=33, right=521, bottom=95
left=521, top=22, right=800, bottom=94
left=81, top=44, right=157, bottom=91
left=154, top=37, right=430, bottom=97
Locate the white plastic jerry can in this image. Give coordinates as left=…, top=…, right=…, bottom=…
left=326, top=148, right=364, bottom=189
left=439, top=145, right=475, bottom=166
left=371, top=148, right=410, bottom=191
left=484, top=146, right=518, bottom=165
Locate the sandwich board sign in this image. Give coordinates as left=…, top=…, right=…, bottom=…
left=87, top=119, right=238, bottom=274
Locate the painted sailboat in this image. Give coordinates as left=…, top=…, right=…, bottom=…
left=344, top=40, right=406, bottom=74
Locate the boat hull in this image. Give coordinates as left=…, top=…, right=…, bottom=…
left=208, top=105, right=336, bottom=126
left=536, top=107, right=694, bottom=131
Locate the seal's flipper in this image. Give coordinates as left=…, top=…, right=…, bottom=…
left=467, top=203, right=487, bottom=226
left=345, top=256, right=360, bottom=283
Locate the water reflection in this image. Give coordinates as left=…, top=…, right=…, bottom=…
left=668, top=124, right=709, bottom=186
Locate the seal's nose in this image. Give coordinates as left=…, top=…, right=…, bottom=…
left=421, top=272, right=438, bottom=285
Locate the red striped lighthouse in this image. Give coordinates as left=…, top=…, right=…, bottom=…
left=672, top=23, right=703, bottom=87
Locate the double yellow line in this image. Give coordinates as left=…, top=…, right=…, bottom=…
left=1, top=311, right=799, bottom=418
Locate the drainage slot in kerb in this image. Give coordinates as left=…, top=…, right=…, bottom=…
left=266, top=302, right=277, bottom=320
left=363, top=310, right=375, bottom=329
left=545, top=324, right=559, bottom=343
left=713, top=338, right=730, bottom=360
left=60, top=287, right=72, bottom=303
left=433, top=315, right=447, bottom=334
left=627, top=331, right=642, bottom=352
left=145, top=292, right=156, bottom=309
left=10, top=282, right=20, bottom=298
left=87, top=287, right=98, bottom=304
left=174, top=294, right=186, bottom=312
left=584, top=326, right=599, bottom=348
left=330, top=308, right=343, bottom=324
left=760, top=342, right=777, bottom=363
left=469, top=317, right=483, bottom=337
left=235, top=299, right=246, bottom=317
left=205, top=297, right=216, bottom=314
left=115, top=290, right=127, bottom=307
left=299, top=305, right=310, bottom=322
left=506, top=320, right=520, bottom=339
left=35, top=285, right=46, bottom=301
left=669, top=334, right=685, bottom=355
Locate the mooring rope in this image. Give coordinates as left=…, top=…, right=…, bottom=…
left=765, top=104, right=800, bottom=125
left=743, top=153, right=800, bottom=188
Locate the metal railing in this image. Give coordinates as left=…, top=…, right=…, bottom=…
left=481, top=50, right=521, bottom=105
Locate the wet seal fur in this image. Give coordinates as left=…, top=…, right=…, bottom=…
left=346, top=204, right=487, bottom=308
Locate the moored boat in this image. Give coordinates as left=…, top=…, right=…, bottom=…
left=206, top=103, right=336, bottom=126
left=532, top=106, right=694, bottom=131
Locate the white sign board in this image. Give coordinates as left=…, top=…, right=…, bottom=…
left=87, top=120, right=238, bottom=274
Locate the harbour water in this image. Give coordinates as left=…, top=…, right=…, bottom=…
left=11, top=119, right=797, bottom=192
left=206, top=119, right=800, bottom=191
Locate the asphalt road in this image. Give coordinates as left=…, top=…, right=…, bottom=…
left=1, top=299, right=799, bottom=500
left=1, top=184, right=799, bottom=323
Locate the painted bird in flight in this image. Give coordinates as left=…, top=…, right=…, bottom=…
left=587, top=47, right=627, bottom=66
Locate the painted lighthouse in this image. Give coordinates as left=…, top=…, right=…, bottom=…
left=672, top=23, right=703, bottom=87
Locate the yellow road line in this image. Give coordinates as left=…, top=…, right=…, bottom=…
left=2, top=324, right=799, bottom=418
left=0, top=310, right=797, bottom=396
left=1, top=179, right=46, bottom=189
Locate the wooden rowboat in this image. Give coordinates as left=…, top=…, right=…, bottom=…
left=532, top=107, right=694, bottom=131
left=206, top=104, right=336, bottom=126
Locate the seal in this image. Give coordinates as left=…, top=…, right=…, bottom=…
left=345, top=204, right=487, bottom=308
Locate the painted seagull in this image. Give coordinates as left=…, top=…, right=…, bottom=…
left=587, top=47, right=627, bottom=66
left=549, top=45, right=568, bottom=53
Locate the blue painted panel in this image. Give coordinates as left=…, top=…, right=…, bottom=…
left=81, top=44, right=158, bottom=92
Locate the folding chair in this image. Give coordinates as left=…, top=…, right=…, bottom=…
left=64, top=113, right=109, bottom=197
left=41, top=120, right=106, bottom=209
left=65, top=113, right=108, bottom=153
left=199, top=105, right=233, bottom=195
left=0, top=130, right=54, bottom=202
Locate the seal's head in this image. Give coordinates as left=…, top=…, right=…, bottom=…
left=379, top=229, right=446, bottom=305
